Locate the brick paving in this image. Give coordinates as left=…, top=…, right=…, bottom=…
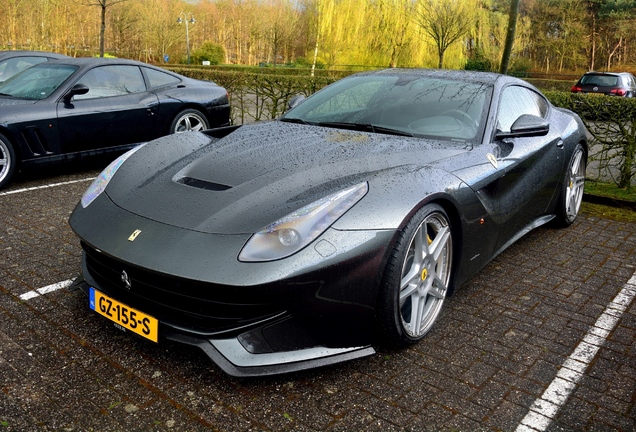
left=0, top=168, right=634, bottom=431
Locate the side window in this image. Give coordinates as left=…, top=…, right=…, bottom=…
left=143, top=67, right=181, bottom=89
left=496, top=86, right=548, bottom=133
left=75, top=65, right=146, bottom=100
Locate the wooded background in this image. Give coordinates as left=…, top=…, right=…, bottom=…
left=1, top=0, right=635, bottom=75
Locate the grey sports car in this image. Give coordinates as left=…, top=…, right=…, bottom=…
left=69, top=69, right=588, bottom=377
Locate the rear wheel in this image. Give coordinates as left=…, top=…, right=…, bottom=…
left=554, top=143, right=586, bottom=227
left=0, top=133, right=16, bottom=189
left=170, top=109, right=209, bottom=133
left=377, top=204, right=453, bottom=347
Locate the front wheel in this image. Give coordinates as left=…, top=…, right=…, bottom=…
left=554, top=143, right=586, bottom=227
left=170, top=109, right=209, bottom=133
left=0, top=133, right=17, bottom=190
left=377, top=204, right=453, bottom=347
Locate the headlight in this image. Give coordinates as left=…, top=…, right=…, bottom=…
left=238, top=182, right=368, bottom=262
left=80, top=145, right=145, bottom=208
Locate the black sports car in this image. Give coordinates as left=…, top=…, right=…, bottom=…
left=0, top=50, right=68, bottom=83
left=0, top=57, right=230, bottom=188
left=69, top=69, right=588, bottom=377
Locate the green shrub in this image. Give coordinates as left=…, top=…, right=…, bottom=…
left=464, top=50, right=492, bottom=72
left=190, top=42, right=225, bottom=65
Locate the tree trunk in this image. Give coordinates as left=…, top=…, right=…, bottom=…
left=100, top=1, right=106, bottom=57
left=499, top=0, right=520, bottom=75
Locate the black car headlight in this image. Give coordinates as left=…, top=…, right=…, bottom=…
left=238, top=182, right=368, bottom=262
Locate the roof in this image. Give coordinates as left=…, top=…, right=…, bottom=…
left=355, top=68, right=525, bottom=87
left=0, top=50, right=67, bottom=60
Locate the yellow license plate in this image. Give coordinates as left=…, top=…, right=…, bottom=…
left=90, top=287, right=158, bottom=342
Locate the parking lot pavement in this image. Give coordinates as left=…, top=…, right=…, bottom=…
left=1, top=168, right=634, bottom=432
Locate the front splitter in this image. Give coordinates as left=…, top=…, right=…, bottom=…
left=166, top=331, right=375, bottom=377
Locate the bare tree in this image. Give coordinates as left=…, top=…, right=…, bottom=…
left=413, top=0, right=474, bottom=69
left=83, top=0, right=129, bottom=57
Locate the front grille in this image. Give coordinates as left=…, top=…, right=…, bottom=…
left=82, top=242, right=283, bottom=335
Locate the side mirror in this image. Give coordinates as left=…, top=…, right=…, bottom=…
left=496, top=114, right=549, bottom=139
left=63, top=83, right=89, bottom=103
left=287, top=94, right=306, bottom=111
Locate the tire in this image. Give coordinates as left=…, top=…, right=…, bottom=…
left=170, top=109, right=209, bottom=133
left=377, top=203, right=453, bottom=347
left=554, top=143, right=586, bottom=227
left=0, top=133, right=17, bottom=190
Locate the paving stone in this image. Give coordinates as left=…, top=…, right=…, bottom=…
left=1, top=169, right=635, bottom=431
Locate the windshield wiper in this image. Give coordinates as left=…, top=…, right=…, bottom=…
left=0, top=93, right=13, bottom=97
left=279, top=117, right=315, bottom=125
left=317, top=121, right=413, bottom=137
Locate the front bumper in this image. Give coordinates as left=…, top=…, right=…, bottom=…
left=69, top=193, right=394, bottom=376
left=72, top=275, right=374, bottom=377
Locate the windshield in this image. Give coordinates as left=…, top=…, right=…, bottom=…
left=580, top=74, right=618, bottom=87
left=281, top=73, right=491, bottom=142
left=0, top=64, right=78, bottom=100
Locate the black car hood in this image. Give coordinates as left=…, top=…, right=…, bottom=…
left=106, top=121, right=468, bottom=234
left=0, top=97, right=37, bottom=107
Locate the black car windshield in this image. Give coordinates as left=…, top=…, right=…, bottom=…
left=281, top=73, right=491, bottom=142
left=0, top=64, right=78, bottom=100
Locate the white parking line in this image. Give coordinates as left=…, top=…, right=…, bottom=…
left=0, top=177, right=95, bottom=197
left=19, top=279, right=74, bottom=301
left=516, top=272, right=636, bottom=432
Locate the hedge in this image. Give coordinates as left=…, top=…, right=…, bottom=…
left=167, top=67, right=339, bottom=123
left=544, top=91, right=636, bottom=190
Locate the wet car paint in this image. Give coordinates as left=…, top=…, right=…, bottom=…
left=69, top=69, right=589, bottom=376
left=0, top=57, right=230, bottom=182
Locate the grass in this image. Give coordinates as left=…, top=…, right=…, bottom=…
left=581, top=201, right=636, bottom=223
left=582, top=180, right=636, bottom=223
left=585, top=180, right=636, bottom=203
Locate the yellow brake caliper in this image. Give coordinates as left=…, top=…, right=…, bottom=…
left=421, top=234, right=433, bottom=281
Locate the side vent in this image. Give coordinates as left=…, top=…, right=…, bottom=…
left=21, top=127, right=53, bottom=157
left=176, top=177, right=232, bottom=191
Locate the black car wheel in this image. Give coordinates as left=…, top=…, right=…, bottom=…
left=0, top=133, right=16, bottom=189
left=555, top=144, right=586, bottom=227
left=378, top=204, right=453, bottom=347
left=170, top=109, right=209, bottom=133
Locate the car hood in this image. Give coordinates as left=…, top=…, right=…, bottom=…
left=0, top=96, right=37, bottom=106
left=106, top=121, right=469, bottom=234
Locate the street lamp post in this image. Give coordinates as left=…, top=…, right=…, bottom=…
left=177, top=13, right=195, bottom=64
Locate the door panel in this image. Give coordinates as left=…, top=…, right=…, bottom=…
left=479, top=134, right=564, bottom=249
left=57, top=93, right=159, bottom=153
left=56, top=65, right=159, bottom=154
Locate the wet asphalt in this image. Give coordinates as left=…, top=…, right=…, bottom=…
left=0, top=165, right=634, bottom=431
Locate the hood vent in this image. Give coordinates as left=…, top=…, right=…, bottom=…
left=176, top=177, right=232, bottom=191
